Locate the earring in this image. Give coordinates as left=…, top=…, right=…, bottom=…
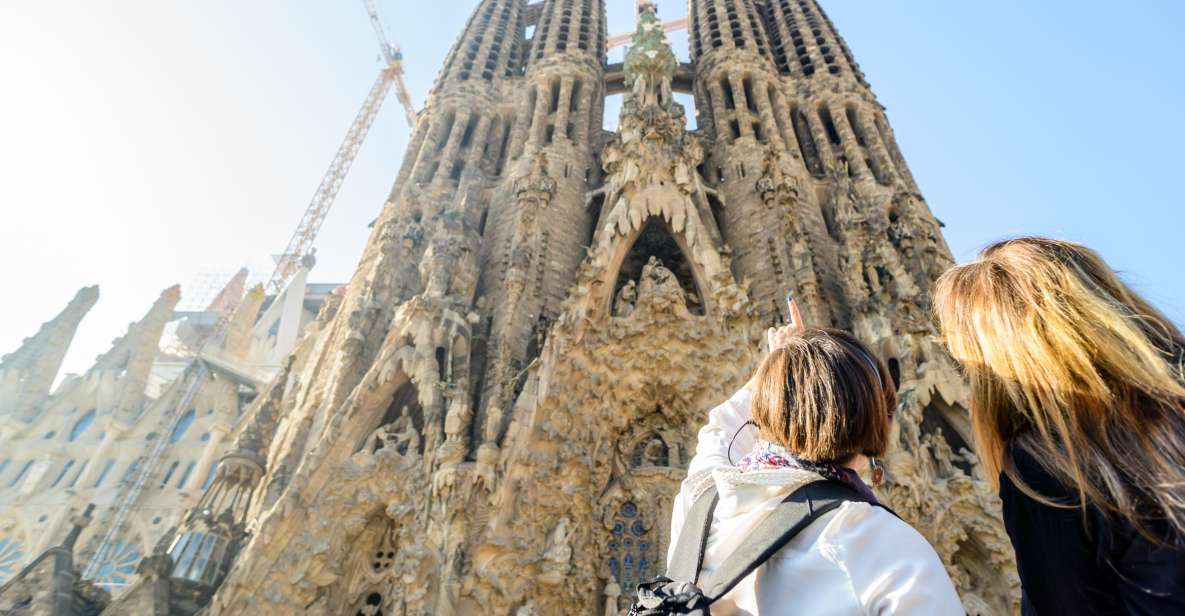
left=870, top=458, right=885, bottom=487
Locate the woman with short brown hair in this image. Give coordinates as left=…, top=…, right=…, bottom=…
left=665, top=305, right=961, bottom=615
left=934, top=236, right=1185, bottom=614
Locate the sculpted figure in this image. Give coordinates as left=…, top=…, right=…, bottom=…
left=642, top=437, right=667, bottom=467
left=542, top=516, right=573, bottom=568
left=367, top=411, right=420, bottom=456
left=614, top=280, right=637, bottom=317
left=639, top=256, right=681, bottom=300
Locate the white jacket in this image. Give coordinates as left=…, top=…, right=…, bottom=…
left=668, top=388, right=964, bottom=615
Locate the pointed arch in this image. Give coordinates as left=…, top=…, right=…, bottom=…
left=67, top=409, right=96, bottom=442
left=169, top=408, right=196, bottom=443
left=358, top=381, right=425, bottom=456
left=921, top=396, right=974, bottom=474
left=610, top=217, right=705, bottom=316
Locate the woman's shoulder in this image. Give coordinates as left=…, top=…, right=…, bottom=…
left=805, top=501, right=964, bottom=612
left=817, top=501, right=935, bottom=553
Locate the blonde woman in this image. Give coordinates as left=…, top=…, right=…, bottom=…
left=934, top=237, right=1185, bottom=614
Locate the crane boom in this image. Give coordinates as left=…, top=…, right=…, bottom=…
left=364, top=0, right=416, bottom=127
left=268, top=68, right=396, bottom=293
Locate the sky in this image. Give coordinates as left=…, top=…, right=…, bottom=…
left=0, top=0, right=1181, bottom=378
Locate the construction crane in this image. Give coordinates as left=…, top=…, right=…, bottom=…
left=267, top=0, right=416, bottom=294
left=84, top=2, right=417, bottom=584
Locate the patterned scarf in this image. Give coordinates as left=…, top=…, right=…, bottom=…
left=736, top=439, right=879, bottom=503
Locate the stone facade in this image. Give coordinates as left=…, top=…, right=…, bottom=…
left=143, top=1, right=1016, bottom=614
left=3, top=0, right=1022, bottom=614
left=0, top=266, right=336, bottom=602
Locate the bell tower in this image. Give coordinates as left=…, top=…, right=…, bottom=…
left=144, top=2, right=1019, bottom=615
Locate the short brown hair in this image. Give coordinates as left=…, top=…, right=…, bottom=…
left=750, top=329, right=895, bottom=463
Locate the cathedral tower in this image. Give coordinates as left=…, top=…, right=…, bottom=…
left=100, top=2, right=1019, bottom=615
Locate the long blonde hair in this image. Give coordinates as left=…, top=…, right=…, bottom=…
left=934, top=237, right=1185, bottom=541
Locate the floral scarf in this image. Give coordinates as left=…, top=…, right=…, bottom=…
left=736, top=439, right=879, bottom=503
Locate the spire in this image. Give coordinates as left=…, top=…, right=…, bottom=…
left=87, top=284, right=181, bottom=422
left=0, top=285, right=98, bottom=420
left=221, top=284, right=266, bottom=359
left=623, top=0, right=678, bottom=108
left=204, top=268, right=249, bottom=319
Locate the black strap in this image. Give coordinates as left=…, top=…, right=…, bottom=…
left=666, top=486, right=720, bottom=584
left=700, top=479, right=891, bottom=601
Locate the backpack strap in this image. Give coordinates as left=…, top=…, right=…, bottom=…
left=665, top=485, right=720, bottom=584
left=701, top=479, right=892, bottom=601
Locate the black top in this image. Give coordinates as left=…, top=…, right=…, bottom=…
left=1000, top=444, right=1185, bottom=615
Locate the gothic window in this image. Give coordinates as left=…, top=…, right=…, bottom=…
left=160, top=461, right=180, bottom=488
left=90, top=540, right=142, bottom=587
left=524, top=88, right=537, bottom=132
left=65, top=460, right=88, bottom=488
left=494, top=118, right=514, bottom=175
left=792, top=107, right=824, bottom=177
left=818, top=106, right=841, bottom=147
left=170, top=409, right=195, bottom=443
left=549, top=79, right=561, bottom=113
left=569, top=80, right=583, bottom=113
left=8, top=461, right=33, bottom=488
left=607, top=501, right=656, bottom=605
left=0, top=537, right=26, bottom=585
left=93, top=460, right=115, bottom=488
left=742, top=76, right=757, bottom=112
left=479, top=208, right=490, bottom=236
left=721, top=77, right=736, bottom=110
left=846, top=106, right=891, bottom=184
left=769, top=84, right=786, bottom=140
left=51, top=460, right=76, bottom=488
left=68, top=409, right=96, bottom=442
left=459, top=115, right=479, bottom=149
left=435, top=112, right=456, bottom=153
left=201, top=462, right=219, bottom=490
left=631, top=436, right=670, bottom=468
left=177, top=461, right=196, bottom=489
left=120, top=459, right=141, bottom=484
left=887, top=358, right=901, bottom=389
left=435, top=346, right=448, bottom=384
left=612, top=218, right=705, bottom=316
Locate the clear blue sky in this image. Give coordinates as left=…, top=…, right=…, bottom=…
left=0, top=0, right=1181, bottom=377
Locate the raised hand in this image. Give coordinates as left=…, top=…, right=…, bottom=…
left=766, top=297, right=805, bottom=351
